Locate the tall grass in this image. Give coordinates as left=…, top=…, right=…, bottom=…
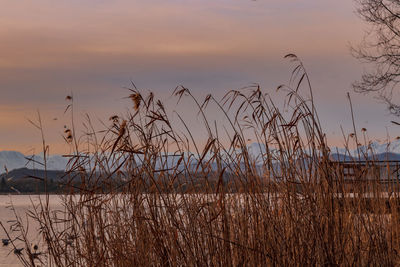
left=4, top=54, right=400, bottom=266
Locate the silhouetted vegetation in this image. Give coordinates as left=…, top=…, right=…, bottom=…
left=3, top=55, right=400, bottom=266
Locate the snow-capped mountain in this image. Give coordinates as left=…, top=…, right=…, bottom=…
left=331, top=139, right=400, bottom=157
left=0, top=151, right=68, bottom=173
left=1, top=139, right=400, bottom=174
left=246, top=140, right=400, bottom=161
left=0, top=151, right=30, bottom=172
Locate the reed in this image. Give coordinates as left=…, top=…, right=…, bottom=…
left=5, top=54, right=400, bottom=266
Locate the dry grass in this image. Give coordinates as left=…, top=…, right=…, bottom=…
left=4, top=55, right=400, bottom=266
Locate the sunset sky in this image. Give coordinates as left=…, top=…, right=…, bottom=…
left=0, top=0, right=398, bottom=154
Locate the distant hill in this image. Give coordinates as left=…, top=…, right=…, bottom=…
left=0, top=167, right=67, bottom=193
left=0, top=167, right=66, bottom=181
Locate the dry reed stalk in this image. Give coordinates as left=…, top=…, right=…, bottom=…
left=3, top=55, right=400, bottom=266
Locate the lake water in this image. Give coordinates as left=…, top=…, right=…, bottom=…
left=0, top=195, right=63, bottom=266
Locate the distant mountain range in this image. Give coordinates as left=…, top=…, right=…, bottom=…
left=330, top=139, right=400, bottom=161
left=245, top=140, right=400, bottom=162
left=1, top=139, right=400, bottom=174
left=330, top=152, right=400, bottom=162
left=0, top=151, right=68, bottom=173
left=331, top=139, right=400, bottom=155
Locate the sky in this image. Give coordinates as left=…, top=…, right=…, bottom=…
left=0, top=0, right=398, bottom=154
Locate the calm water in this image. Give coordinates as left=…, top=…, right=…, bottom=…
left=0, top=195, right=62, bottom=266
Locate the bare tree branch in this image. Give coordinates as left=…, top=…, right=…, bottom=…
left=353, top=0, right=400, bottom=115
